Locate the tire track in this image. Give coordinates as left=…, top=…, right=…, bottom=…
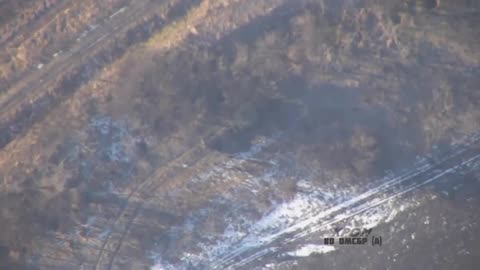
left=91, top=0, right=303, bottom=267
left=92, top=125, right=229, bottom=270
left=226, top=150, right=480, bottom=269
left=210, top=131, right=480, bottom=269
left=27, top=0, right=295, bottom=267
left=95, top=126, right=285, bottom=269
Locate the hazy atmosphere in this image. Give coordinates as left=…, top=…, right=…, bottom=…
left=0, top=0, right=479, bottom=269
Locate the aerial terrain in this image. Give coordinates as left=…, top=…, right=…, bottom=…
left=0, top=0, right=479, bottom=269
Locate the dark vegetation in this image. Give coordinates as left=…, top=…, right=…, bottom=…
left=0, top=0, right=35, bottom=26
left=0, top=0, right=479, bottom=268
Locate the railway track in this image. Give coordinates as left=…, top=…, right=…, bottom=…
left=0, top=0, right=185, bottom=152
left=0, top=0, right=151, bottom=118
left=0, top=0, right=76, bottom=49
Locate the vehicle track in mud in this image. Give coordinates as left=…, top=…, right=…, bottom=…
left=37, top=2, right=301, bottom=268
left=210, top=132, right=480, bottom=269
left=92, top=125, right=229, bottom=270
